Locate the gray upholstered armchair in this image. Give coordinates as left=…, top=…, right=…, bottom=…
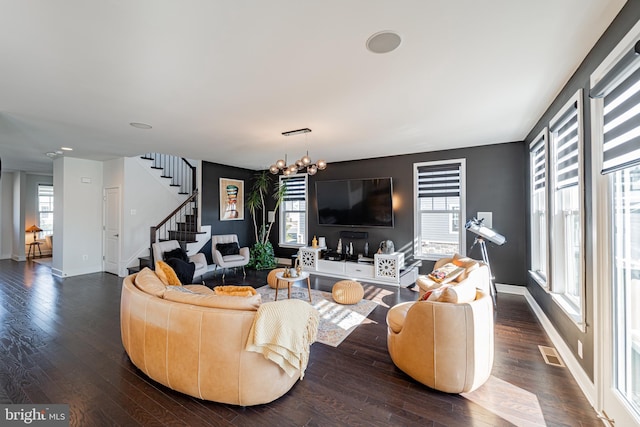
left=211, top=234, right=250, bottom=279
left=152, top=240, right=209, bottom=281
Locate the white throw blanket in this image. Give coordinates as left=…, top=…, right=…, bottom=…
left=245, top=299, right=319, bottom=379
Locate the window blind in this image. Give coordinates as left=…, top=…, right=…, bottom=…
left=282, top=175, right=306, bottom=201
left=530, top=135, right=546, bottom=191
left=597, top=63, right=640, bottom=174
left=550, top=103, right=580, bottom=189
left=417, top=163, right=461, bottom=198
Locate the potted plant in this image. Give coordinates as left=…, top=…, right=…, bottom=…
left=246, top=171, right=286, bottom=269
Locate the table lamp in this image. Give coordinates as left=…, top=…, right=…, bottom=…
left=26, top=224, right=42, bottom=242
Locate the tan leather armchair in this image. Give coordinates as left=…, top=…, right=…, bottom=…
left=211, top=234, right=250, bottom=279
left=386, top=290, right=494, bottom=393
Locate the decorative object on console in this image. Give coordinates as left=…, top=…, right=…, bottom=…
left=378, top=240, right=395, bottom=254
left=269, top=128, right=327, bottom=176
left=336, top=238, right=342, bottom=253
left=312, top=235, right=318, bottom=248
left=318, top=236, right=326, bottom=248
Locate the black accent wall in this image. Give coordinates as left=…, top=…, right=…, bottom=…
left=272, top=141, right=528, bottom=286
left=201, top=142, right=527, bottom=285
left=523, top=1, right=640, bottom=381
left=201, top=161, right=255, bottom=264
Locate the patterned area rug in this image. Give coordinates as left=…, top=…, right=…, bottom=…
left=255, top=285, right=378, bottom=347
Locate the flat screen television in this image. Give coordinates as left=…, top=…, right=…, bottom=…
left=316, top=177, right=394, bottom=227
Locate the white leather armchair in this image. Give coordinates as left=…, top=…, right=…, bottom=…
left=152, top=240, right=209, bottom=281
left=211, top=234, right=250, bottom=279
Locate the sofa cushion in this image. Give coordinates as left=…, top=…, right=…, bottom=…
left=214, top=285, right=257, bottom=297
left=134, top=267, right=166, bottom=297
left=163, top=247, right=189, bottom=263
left=163, top=286, right=261, bottom=311
left=155, top=261, right=182, bottom=286
left=217, top=242, right=240, bottom=256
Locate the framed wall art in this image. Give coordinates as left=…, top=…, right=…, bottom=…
left=219, top=178, right=244, bottom=221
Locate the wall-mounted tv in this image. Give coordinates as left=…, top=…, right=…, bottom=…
left=316, top=177, right=394, bottom=227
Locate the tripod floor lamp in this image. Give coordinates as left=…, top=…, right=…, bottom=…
left=465, top=218, right=506, bottom=309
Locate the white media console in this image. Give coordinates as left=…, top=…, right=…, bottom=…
left=298, top=247, right=419, bottom=287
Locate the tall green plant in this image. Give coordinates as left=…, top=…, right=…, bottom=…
left=246, top=171, right=286, bottom=269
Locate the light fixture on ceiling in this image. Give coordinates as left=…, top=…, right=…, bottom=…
left=366, top=30, right=402, bottom=54
left=60, top=146, right=73, bottom=151
left=45, top=150, right=64, bottom=159
left=129, top=122, right=153, bottom=130
left=269, top=128, right=327, bottom=176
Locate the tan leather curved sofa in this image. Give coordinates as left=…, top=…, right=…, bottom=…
left=386, top=290, right=494, bottom=393
left=120, top=271, right=299, bottom=406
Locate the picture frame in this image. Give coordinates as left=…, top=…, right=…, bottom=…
left=219, top=178, right=244, bottom=221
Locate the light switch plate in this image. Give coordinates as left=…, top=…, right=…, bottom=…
left=477, top=212, right=492, bottom=229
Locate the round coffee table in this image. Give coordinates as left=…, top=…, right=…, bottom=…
left=275, top=271, right=312, bottom=303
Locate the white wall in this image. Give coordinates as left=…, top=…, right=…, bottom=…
left=102, top=156, right=189, bottom=276
left=52, top=157, right=103, bottom=277
left=120, top=157, right=188, bottom=275
left=0, top=171, right=14, bottom=259
left=11, top=171, right=26, bottom=261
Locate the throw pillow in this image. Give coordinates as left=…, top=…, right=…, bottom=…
left=216, top=242, right=240, bottom=256
left=165, top=257, right=196, bottom=284
left=214, top=285, right=257, bottom=297
left=438, top=280, right=478, bottom=304
left=428, top=262, right=465, bottom=284
left=163, top=247, right=189, bottom=263
left=155, top=260, right=182, bottom=286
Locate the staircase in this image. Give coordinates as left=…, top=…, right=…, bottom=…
left=127, top=153, right=206, bottom=274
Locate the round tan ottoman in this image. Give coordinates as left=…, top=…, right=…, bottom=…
left=267, top=268, right=288, bottom=289
left=332, top=280, right=364, bottom=305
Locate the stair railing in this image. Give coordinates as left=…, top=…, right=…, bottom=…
left=142, top=153, right=196, bottom=194
left=150, top=189, right=199, bottom=263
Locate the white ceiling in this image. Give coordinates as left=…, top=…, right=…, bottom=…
left=0, top=0, right=627, bottom=174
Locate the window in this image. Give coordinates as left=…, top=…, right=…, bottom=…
left=548, top=91, right=584, bottom=320
left=414, top=160, right=466, bottom=260
left=279, top=174, right=307, bottom=247
left=591, top=36, right=640, bottom=418
left=38, top=184, right=54, bottom=237
left=529, top=129, right=548, bottom=285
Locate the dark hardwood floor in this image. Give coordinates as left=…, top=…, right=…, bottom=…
left=0, top=259, right=600, bottom=426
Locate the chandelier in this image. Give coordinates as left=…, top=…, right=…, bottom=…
left=269, top=128, right=327, bottom=176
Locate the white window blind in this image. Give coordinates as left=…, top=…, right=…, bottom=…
left=551, top=103, right=580, bottom=189
left=417, top=163, right=462, bottom=198
left=591, top=43, right=640, bottom=174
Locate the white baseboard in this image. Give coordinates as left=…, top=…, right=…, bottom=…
left=497, top=284, right=596, bottom=407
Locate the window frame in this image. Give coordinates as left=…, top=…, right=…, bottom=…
left=529, top=128, right=549, bottom=288
left=278, top=174, right=308, bottom=249
left=548, top=90, right=586, bottom=328
left=413, top=159, right=466, bottom=261
left=37, top=184, right=54, bottom=237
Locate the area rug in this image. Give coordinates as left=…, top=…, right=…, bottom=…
left=255, top=285, right=378, bottom=347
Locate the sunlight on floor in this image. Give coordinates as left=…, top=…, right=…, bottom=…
left=462, top=376, right=546, bottom=427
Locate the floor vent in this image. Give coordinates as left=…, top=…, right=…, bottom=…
left=538, top=345, right=565, bottom=367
